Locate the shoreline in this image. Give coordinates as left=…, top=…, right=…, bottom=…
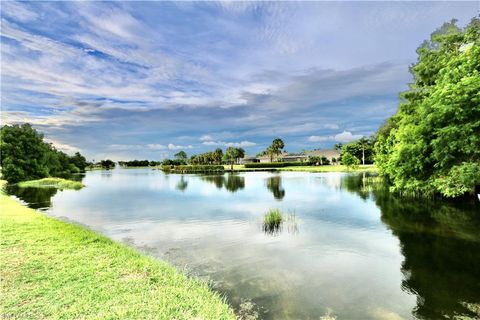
left=0, top=184, right=235, bottom=319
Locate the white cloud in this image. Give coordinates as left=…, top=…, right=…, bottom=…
left=45, top=138, right=80, bottom=154
left=226, top=141, right=257, bottom=147
left=147, top=144, right=167, bottom=150
left=1, top=1, right=39, bottom=22
left=168, top=143, right=192, bottom=150
left=334, top=131, right=362, bottom=143
left=202, top=140, right=256, bottom=148
left=308, top=131, right=362, bottom=143
left=308, top=135, right=330, bottom=142
left=200, top=135, right=213, bottom=141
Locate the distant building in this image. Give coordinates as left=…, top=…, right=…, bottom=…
left=281, top=154, right=308, bottom=162
left=243, top=149, right=340, bottom=164
left=305, top=149, right=340, bottom=163
left=240, top=156, right=260, bottom=164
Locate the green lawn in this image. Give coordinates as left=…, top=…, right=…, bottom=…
left=0, top=183, right=234, bottom=320
left=17, top=177, right=84, bottom=190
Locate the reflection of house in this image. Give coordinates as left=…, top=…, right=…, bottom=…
left=304, top=150, right=340, bottom=162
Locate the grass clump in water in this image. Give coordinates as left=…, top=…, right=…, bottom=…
left=17, top=177, right=84, bottom=190
left=263, top=209, right=283, bottom=233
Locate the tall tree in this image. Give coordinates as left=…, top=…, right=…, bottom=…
left=236, top=148, right=245, bottom=164
left=0, top=124, right=50, bottom=182
left=213, top=148, right=223, bottom=165
left=223, top=147, right=239, bottom=170
left=174, top=151, right=188, bottom=164
left=374, top=18, right=480, bottom=198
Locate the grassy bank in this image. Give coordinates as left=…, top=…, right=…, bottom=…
left=17, top=177, right=84, bottom=190
left=0, top=184, right=234, bottom=319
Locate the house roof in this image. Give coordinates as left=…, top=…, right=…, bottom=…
left=305, top=149, right=340, bottom=158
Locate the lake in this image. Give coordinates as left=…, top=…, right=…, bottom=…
left=7, top=169, right=480, bottom=319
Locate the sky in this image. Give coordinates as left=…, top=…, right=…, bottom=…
left=1, top=1, right=478, bottom=161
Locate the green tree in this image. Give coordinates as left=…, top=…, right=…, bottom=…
left=271, top=138, right=285, bottom=161
left=223, top=147, right=239, bottom=170
left=342, top=151, right=360, bottom=170
left=99, top=160, right=115, bottom=169
left=341, top=137, right=374, bottom=165
left=236, top=148, right=245, bottom=164
left=213, top=148, right=223, bottom=165
left=174, top=151, right=188, bottom=164
left=0, top=124, right=50, bottom=182
left=70, top=152, right=88, bottom=172
left=374, top=18, right=480, bottom=198
left=262, top=138, right=285, bottom=162
left=0, top=124, right=87, bottom=182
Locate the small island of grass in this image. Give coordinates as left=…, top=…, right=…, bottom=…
left=263, top=209, right=284, bottom=233
left=17, top=177, right=84, bottom=190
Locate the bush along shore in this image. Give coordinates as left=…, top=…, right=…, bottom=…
left=0, top=182, right=235, bottom=319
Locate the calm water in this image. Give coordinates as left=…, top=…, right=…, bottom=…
left=7, top=169, right=480, bottom=319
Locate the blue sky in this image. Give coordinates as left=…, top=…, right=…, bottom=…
left=1, top=1, right=478, bottom=160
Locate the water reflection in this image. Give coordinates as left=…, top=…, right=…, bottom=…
left=6, top=185, right=58, bottom=210
left=201, top=174, right=245, bottom=193
left=265, top=176, right=285, bottom=200
left=379, top=196, right=480, bottom=319
left=343, top=174, right=480, bottom=319
left=176, top=176, right=188, bottom=192
left=5, top=169, right=480, bottom=319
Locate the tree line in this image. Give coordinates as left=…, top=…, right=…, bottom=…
left=0, top=124, right=89, bottom=182
left=119, top=160, right=161, bottom=167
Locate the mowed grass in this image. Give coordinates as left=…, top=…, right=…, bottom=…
left=0, top=185, right=235, bottom=320
left=17, top=177, right=84, bottom=190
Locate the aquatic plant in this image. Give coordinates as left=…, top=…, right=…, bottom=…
left=263, top=209, right=283, bottom=233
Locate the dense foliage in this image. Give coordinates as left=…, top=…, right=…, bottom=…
left=190, top=148, right=223, bottom=165
left=119, top=160, right=161, bottom=167
left=222, top=147, right=245, bottom=169
left=97, top=160, right=116, bottom=169
left=308, top=156, right=330, bottom=165
left=0, top=124, right=88, bottom=182
left=341, top=151, right=360, bottom=170
left=375, top=18, right=480, bottom=198
left=258, top=138, right=285, bottom=161
left=340, top=137, right=375, bottom=165
left=162, top=165, right=224, bottom=173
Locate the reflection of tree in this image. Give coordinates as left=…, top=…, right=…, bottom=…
left=201, top=174, right=245, bottom=193
left=6, top=185, right=58, bottom=209
left=176, top=176, right=188, bottom=192
left=266, top=176, right=285, bottom=200
left=344, top=174, right=480, bottom=319
left=381, top=198, right=480, bottom=319
left=224, top=174, right=245, bottom=192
